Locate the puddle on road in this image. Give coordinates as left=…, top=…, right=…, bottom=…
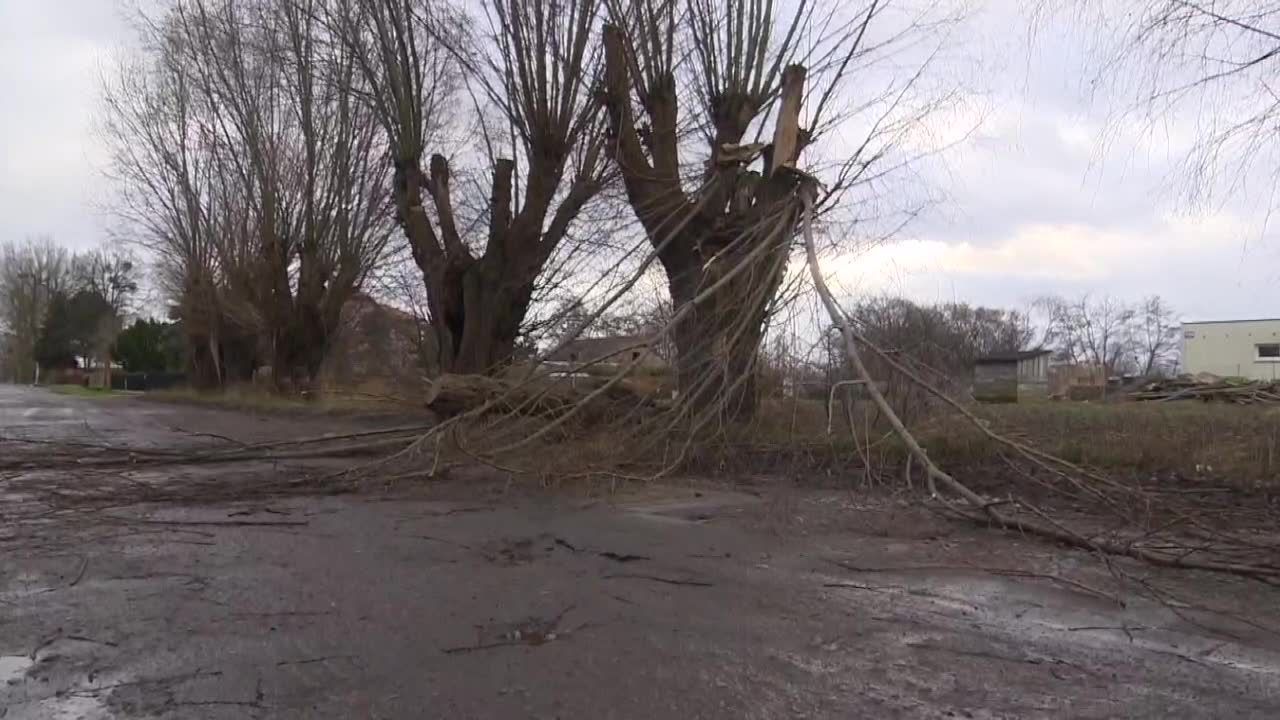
left=0, top=654, right=33, bottom=683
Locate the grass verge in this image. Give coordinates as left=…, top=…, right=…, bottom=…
left=142, top=384, right=422, bottom=417
left=647, top=396, right=1280, bottom=490
left=46, top=384, right=122, bottom=398
left=924, top=401, right=1280, bottom=488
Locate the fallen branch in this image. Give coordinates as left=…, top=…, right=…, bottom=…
left=799, top=187, right=1280, bottom=581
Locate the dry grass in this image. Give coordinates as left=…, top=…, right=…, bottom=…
left=644, top=394, right=1280, bottom=490
left=145, top=378, right=1280, bottom=492
left=144, top=383, right=420, bottom=417
left=919, top=401, right=1280, bottom=489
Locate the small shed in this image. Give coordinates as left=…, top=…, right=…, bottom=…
left=973, top=349, right=1052, bottom=403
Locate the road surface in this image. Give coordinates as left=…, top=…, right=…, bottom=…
left=2, top=385, right=1279, bottom=718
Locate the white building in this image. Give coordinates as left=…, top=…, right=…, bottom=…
left=1181, top=319, right=1280, bottom=381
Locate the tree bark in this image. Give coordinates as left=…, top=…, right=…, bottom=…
left=663, top=216, right=794, bottom=421
left=395, top=153, right=591, bottom=376
left=599, top=23, right=808, bottom=422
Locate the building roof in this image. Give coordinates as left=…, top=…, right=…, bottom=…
left=1182, top=318, right=1280, bottom=326
left=975, top=349, right=1053, bottom=364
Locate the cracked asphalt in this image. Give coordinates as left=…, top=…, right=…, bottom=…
left=2, top=385, right=1280, bottom=718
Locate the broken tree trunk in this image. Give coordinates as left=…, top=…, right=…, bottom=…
left=600, top=22, right=809, bottom=422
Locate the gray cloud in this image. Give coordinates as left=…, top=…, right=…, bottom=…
left=840, top=0, right=1280, bottom=322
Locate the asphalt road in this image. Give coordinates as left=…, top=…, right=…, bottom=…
left=2, top=385, right=1280, bottom=719
left=0, top=384, right=159, bottom=443
left=0, top=384, right=403, bottom=448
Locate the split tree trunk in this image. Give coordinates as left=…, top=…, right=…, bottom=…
left=397, top=182, right=539, bottom=375
left=663, top=216, right=795, bottom=422
left=600, top=23, right=808, bottom=422
left=446, top=263, right=536, bottom=375
left=394, top=154, right=591, bottom=377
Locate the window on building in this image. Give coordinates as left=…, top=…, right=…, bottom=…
left=1257, top=344, right=1280, bottom=360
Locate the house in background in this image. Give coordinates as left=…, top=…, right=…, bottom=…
left=318, top=293, right=433, bottom=394
left=973, top=349, right=1052, bottom=402
left=1181, top=318, right=1280, bottom=381
left=545, top=335, right=667, bottom=370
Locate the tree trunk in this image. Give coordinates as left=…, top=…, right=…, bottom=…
left=395, top=155, right=553, bottom=378
left=668, top=305, right=761, bottom=423
left=297, top=309, right=331, bottom=389
left=221, top=330, right=258, bottom=384
left=271, top=306, right=324, bottom=394
left=186, top=331, right=222, bottom=390
left=664, top=223, right=790, bottom=424
left=599, top=23, right=808, bottom=423
left=436, top=259, right=536, bottom=375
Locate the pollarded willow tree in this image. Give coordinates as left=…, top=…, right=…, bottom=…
left=105, top=0, right=393, bottom=389
left=103, top=19, right=255, bottom=388
left=332, top=0, right=612, bottom=375
left=105, top=23, right=221, bottom=388
left=598, top=0, right=957, bottom=420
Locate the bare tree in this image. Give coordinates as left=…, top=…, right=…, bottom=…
left=173, top=0, right=392, bottom=387
left=103, top=16, right=234, bottom=388
left=68, top=244, right=142, bottom=387
left=74, top=244, right=140, bottom=318
left=1133, top=294, right=1179, bottom=376
left=105, top=0, right=394, bottom=390
left=836, top=297, right=1035, bottom=378
left=820, top=297, right=1034, bottom=420
left=0, top=237, right=73, bottom=383
left=1038, top=293, right=1136, bottom=380
left=598, top=0, right=959, bottom=419
left=332, top=0, right=611, bottom=375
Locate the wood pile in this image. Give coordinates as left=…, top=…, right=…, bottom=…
left=1130, top=375, right=1280, bottom=404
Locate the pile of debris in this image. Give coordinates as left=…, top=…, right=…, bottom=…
left=1129, top=373, right=1280, bottom=404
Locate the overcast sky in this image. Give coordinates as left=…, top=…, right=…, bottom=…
left=2, top=0, right=1277, bottom=323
